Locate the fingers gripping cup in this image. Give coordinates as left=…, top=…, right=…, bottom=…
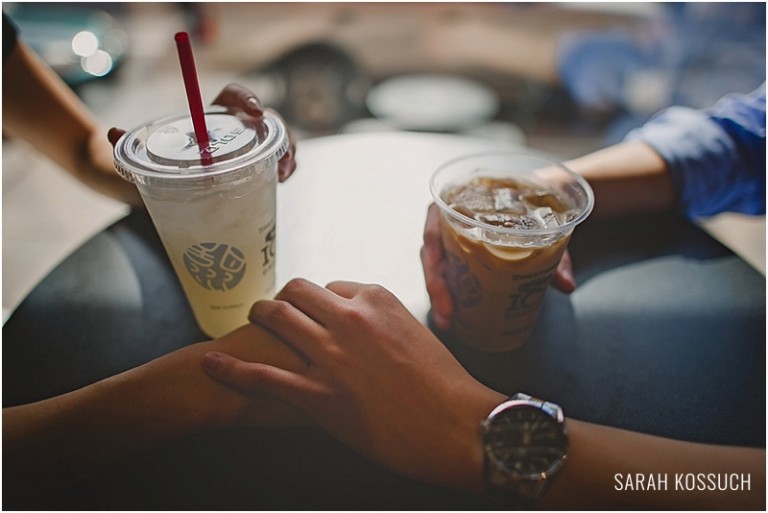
left=431, top=151, right=593, bottom=352
left=114, top=108, right=289, bottom=337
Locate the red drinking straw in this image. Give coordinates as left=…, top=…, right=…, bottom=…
left=174, top=32, right=211, bottom=159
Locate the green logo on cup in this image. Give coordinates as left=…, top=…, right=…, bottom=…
left=183, top=243, right=246, bottom=291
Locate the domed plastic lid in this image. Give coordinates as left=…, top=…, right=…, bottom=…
left=114, top=107, right=288, bottom=188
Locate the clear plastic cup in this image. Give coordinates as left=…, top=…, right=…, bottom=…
left=114, top=107, right=288, bottom=337
left=431, top=151, right=594, bottom=352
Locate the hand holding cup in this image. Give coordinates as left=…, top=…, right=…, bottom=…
left=107, top=83, right=297, bottom=183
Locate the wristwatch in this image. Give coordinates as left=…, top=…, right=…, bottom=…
left=480, top=393, right=569, bottom=501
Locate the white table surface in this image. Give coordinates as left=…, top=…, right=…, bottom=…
left=276, top=131, right=517, bottom=322
left=5, top=129, right=761, bottom=326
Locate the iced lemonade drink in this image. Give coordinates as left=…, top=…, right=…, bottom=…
left=114, top=108, right=288, bottom=337
left=140, top=172, right=276, bottom=337
left=431, top=152, right=593, bottom=352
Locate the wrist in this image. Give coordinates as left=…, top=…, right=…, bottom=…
left=174, top=340, right=253, bottom=431
left=108, top=341, right=248, bottom=434
left=78, top=126, right=144, bottom=206
left=76, top=127, right=104, bottom=179
left=440, top=386, right=508, bottom=496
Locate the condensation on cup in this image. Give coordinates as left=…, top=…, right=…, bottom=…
left=114, top=107, right=289, bottom=338
left=431, top=151, right=594, bottom=352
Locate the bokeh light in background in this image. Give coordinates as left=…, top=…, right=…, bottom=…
left=71, top=30, right=98, bottom=57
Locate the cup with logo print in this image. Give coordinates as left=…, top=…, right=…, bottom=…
left=431, top=151, right=593, bottom=352
left=114, top=107, right=289, bottom=338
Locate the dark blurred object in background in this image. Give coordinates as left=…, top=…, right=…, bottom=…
left=266, top=43, right=370, bottom=133
left=197, top=3, right=648, bottom=136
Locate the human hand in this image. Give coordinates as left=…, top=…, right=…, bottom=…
left=86, top=128, right=144, bottom=206
left=201, top=279, right=506, bottom=494
left=420, top=202, right=576, bottom=330
left=210, top=83, right=297, bottom=182
left=193, top=322, right=311, bottom=429
left=134, top=322, right=310, bottom=433
left=107, top=83, right=298, bottom=183
left=121, top=322, right=311, bottom=433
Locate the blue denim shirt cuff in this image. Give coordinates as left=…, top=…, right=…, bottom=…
left=625, top=107, right=756, bottom=219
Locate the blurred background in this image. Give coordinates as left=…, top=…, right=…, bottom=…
left=3, top=2, right=766, bottom=319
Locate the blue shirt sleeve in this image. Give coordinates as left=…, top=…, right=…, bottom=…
left=625, top=84, right=766, bottom=219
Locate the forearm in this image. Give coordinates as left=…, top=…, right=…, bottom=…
left=539, top=419, right=765, bottom=510
left=566, top=140, right=677, bottom=218
left=3, top=324, right=307, bottom=500
left=2, top=41, right=143, bottom=205
left=3, top=344, right=217, bottom=499
left=2, top=41, right=97, bottom=175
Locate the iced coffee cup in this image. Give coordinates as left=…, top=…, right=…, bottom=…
left=114, top=107, right=289, bottom=338
left=431, top=151, right=593, bottom=352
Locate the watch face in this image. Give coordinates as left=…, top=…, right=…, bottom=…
left=485, top=405, right=567, bottom=479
